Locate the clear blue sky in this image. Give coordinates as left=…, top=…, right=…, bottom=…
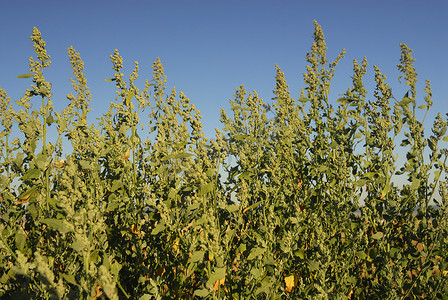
left=1, top=0, right=447, bottom=140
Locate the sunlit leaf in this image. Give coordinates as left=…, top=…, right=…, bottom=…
left=285, top=274, right=299, bottom=292
left=189, top=251, right=205, bottom=263
left=295, top=249, right=305, bottom=259
left=398, top=97, right=412, bottom=106
left=16, top=73, right=33, bottom=78
left=353, top=132, right=363, bottom=139
left=206, top=267, right=226, bottom=290
left=194, top=289, right=209, bottom=297
left=125, top=91, right=134, bottom=107
left=104, top=78, right=116, bottom=82
left=151, top=222, right=165, bottom=235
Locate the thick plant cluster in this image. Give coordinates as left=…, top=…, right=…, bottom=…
left=0, top=22, right=447, bottom=299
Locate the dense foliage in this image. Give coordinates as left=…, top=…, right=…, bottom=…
left=1, top=21, right=447, bottom=299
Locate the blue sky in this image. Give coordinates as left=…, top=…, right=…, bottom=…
left=1, top=0, right=447, bottom=141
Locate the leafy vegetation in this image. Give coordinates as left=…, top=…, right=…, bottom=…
left=1, top=21, right=447, bottom=299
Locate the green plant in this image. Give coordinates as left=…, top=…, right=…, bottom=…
left=1, top=21, right=447, bottom=299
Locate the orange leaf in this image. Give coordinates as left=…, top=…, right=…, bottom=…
left=297, top=180, right=303, bottom=189
left=416, top=242, right=424, bottom=252
left=213, top=277, right=225, bottom=291
left=131, top=224, right=139, bottom=234
left=93, top=285, right=102, bottom=299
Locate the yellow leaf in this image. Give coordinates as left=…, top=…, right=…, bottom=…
left=285, top=274, right=299, bottom=292
left=172, top=237, right=180, bottom=254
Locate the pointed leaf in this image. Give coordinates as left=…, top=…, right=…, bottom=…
left=125, top=91, right=134, bottom=107
left=62, top=273, right=78, bottom=286
left=16, top=73, right=33, bottom=78
left=172, top=152, right=194, bottom=159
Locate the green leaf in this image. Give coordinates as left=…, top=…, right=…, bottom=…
left=298, top=97, right=309, bottom=103
left=106, top=201, right=119, bottom=212
left=418, top=105, right=427, bottom=110
left=206, top=267, right=226, bottom=287
left=346, top=276, right=357, bottom=284
left=15, top=231, right=27, bottom=251
left=356, top=251, right=367, bottom=260
left=172, top=152, right=194, bottom=159
left=16, top=73, right=33, bottom=78
left=238, top=243, right=246, bottom=254
left=243, top=200, right=262, bottom=215
left=442, top=136, right=448, bottom=142
left=79, top=160, right=92, bottom=171
left=336, top=97, right=349, bottom=105
left=225, top=204, right=239, bottom=213
left=71, top=239, right=86, bottom=252
left=353, top=132, right=363, bottom=139
left=238, top=172, right=251, bottom=180
left=189, top=251, right=205, bottom=263
left=307, top=260, right=320, bottom=271
left=398, top=97, right=412, bottom=107
left=18, top=186, right=39, bottom=203
left=21, top=168, right=41, bottom=181
left=62, top=273, right=78, bottom=286
left=111, top=179, right=123, bottom=192
left=194, top=289, right=210, bottom=297
left=199, top=182, right=214, bottom=196
left=234, top=134, right=248, bottom=141
left=410, top=178, right=421, bottom=190
left=295, top=249, right=305, bottom=259
left=151, top=222, right=165, bottom=235
left=173, top=141, right=189, bottom=149
left=247, top=247, right=265, bottom=260
left=372, top=231, right=384, bottom=240
left=104, top=78, right=116, bottom=82
left=46, top=114, right=54, bottom=126
left=41, top=218, right=72, bottom=234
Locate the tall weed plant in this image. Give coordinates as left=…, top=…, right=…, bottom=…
left=1, top=21, right=447, bottom=299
